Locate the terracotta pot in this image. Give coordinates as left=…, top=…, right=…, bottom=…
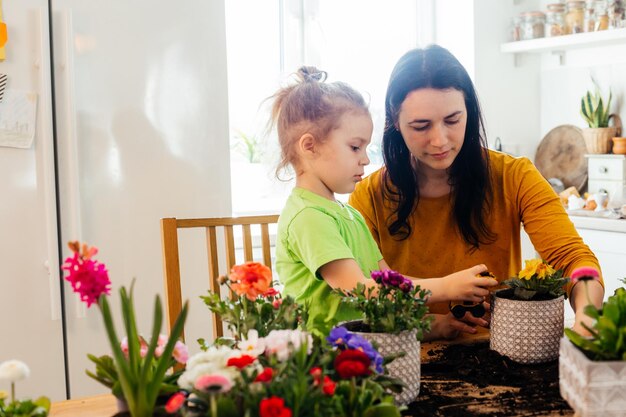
left=343, top=320, right=421, bottom=405
left=559, top=337, right=626, bottom=417
left=490, top=289, right=564, bottom=364
left=612, top=137, right=626, bottom=155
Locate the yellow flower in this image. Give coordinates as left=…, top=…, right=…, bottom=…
left=0, top=390, right=7, bottom=400
left=518, top=259, right=555, bottom=280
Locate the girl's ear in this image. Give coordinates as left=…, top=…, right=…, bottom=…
left=298, top=133, right=317, bottom=157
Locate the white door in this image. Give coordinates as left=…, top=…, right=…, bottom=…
left=0, top=0, right=66, bottom=401
left=50, top=0, right=232, bottom=398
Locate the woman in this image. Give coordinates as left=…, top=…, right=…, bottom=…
left=349, top=45, right=604, bottom=340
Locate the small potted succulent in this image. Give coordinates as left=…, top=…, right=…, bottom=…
left=335, top=270, right=431, bottom=405
left=580, top=79, right=621, bottom=154
left=490, top=259, right=569, bottom=364
left=559, top=270, right=626, bottom=417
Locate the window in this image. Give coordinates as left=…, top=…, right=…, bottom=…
left=225, top=0, right=434, bottom=214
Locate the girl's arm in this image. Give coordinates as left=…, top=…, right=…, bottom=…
left=377, top=260, right=498, bottom=304
left=319, top=258, right=377, bottom=291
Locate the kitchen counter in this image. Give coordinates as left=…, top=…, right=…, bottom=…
left=569, top=215, right=626, bottom=233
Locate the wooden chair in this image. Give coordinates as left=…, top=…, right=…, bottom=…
left=160, top=215, right=279, bottom=342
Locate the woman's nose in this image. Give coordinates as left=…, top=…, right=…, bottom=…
left=429, top=124, right=448, bottom=147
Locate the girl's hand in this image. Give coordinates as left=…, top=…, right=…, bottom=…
left=441, top=265, right=499, bottom=302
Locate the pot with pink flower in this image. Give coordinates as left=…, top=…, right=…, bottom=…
left=336, top=270, right=432, bottom=405
left=62, top=241, right=189, bottom=417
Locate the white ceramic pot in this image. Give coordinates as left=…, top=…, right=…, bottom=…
left=490, top=290, right=564, bottom=364
left=344, top=321, right=420, bottom=405
left=559, top=337, right=626, bottom=417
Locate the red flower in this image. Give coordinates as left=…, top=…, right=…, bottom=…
left=322, top=376, right=336, bottom=395
left=264, top=287, right=279, bottom=297
left=229, top=262, right=272, bottom=301
left=310, top=367, right=322, bottom=384
left=226, top=354, right=256, bottom=369
left=259, top=396, right=292, bottom=417
left=255, top=367, right=274, bottom=382
left=334, top=349, right=372, bottom=379
left=164, top=391, right=186, bottom=413
left=62, top=241, right=111, bottom=307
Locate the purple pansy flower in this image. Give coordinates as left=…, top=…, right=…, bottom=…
left=371, top=270, right=406, bottom=288
left=327, top=326, right=352, bottom=347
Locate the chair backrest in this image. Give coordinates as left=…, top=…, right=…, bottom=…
left=160, top=215, right=279, bottom=342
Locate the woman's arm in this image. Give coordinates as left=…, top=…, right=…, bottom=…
left=570, top=279, right=604, bottom=336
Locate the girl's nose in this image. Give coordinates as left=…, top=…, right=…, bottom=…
left=361, top=152, right=370, bottom=166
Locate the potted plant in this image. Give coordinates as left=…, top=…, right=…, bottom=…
left=580, top=79, right=621, bottom=154
left=560, top=270, right=626, bottom=417
left=0, top=360, right=50, bottom=417
left=199, top=262, right=304, bottom=346
left=335, top=270, right=431, bottom=405
left=168, top=327, right=402, bottom=417
left=62, top=241, right=189, bottom=417
left=490, top=259, right=569, bottom=364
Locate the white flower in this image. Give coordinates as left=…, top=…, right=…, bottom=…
left=264, top=329, right=313, bottom=361
left=0, top=360, right=30, bottom=383
left=178, top=346, right=242, bottom=390
left=237, top=330, right=265, bottom=357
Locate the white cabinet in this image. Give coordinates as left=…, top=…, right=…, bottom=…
left=577, top=228, right=626, bottom=299
left=586, top=154, right=626, bottom=202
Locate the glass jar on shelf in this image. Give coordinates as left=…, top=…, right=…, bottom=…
left=565, top=0, right=586, bottom=33
left=584, top=1, right=597, bottom=31
left=594, top=0, right=610, bottom=29
left=510, top=16, right=522, bottom=41
left=546, top=10, right=566, bottom=36
left=520, top=11, right=546, bottom=40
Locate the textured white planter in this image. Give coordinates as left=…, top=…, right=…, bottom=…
left=490, top=291, right=564, bottom=364
left=344, top=321, right=420, bottom=406
left=559, top=337, right=626, bottom=417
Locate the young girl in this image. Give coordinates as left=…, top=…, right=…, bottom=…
left=270, top=67, right=497, bottom=335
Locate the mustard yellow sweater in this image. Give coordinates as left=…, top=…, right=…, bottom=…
left=349, top=150, right=601, bottom=314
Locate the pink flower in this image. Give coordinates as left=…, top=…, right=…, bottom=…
left=173, top=340, right=188, bottom=364
left=571, top=267, right=600, bottom=285
left=120, top=336, right=148, bottom=358
left=62, top=241, right=111, bottom=307
left=194, top=373, right=234, bottom=393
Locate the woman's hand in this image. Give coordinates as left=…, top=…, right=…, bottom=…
left=571, top=309, right=595, bottom=337
left=423, top=305, right=490, bottom=341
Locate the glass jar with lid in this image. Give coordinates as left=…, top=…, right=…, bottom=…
left=565, top=0, right=586, bottom=33
left=510, top=16, right=522, bottom=41
left=546, top=10, right=566, bottom=36
left=520, top=11, right=546, bottom=40
left=594, top=0, right=609, bottom=30
left=584, top=1, right=597, bottom=32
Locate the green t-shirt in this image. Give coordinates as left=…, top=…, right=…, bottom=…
left=276, top=187, right=383, bottom=335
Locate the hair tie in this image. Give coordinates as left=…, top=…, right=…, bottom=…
left=299, top=67, right=327, bottom=83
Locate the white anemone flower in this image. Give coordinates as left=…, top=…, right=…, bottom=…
left=237, top=329, right=265, bottom=357
left=0, top=360, right=30, bottom=383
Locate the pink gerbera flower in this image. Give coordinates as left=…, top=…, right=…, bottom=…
left=194, top=373, right=234, bottom=393
left=571, top=267, right=600, bottom=285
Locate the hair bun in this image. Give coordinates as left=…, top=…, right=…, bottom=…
left=298, top=66, right=327, bottom=83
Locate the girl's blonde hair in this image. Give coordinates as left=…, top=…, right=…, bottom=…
left=268, top=66, right=369, bottom=177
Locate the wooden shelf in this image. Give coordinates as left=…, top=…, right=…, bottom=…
left=501, top=27, right=626, bottom=54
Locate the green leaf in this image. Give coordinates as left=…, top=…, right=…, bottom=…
left=363, top=403, right=402, bottom=417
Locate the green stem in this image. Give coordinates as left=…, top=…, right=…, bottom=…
left=11, top=382, right=15, bottom=403
left=210, top=394, right=218, bottom=417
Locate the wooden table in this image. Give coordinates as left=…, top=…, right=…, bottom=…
left=50, top=393, right=117, bottom=417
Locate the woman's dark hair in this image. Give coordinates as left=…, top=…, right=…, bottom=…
left=382, top=45, right=495, bottom=249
